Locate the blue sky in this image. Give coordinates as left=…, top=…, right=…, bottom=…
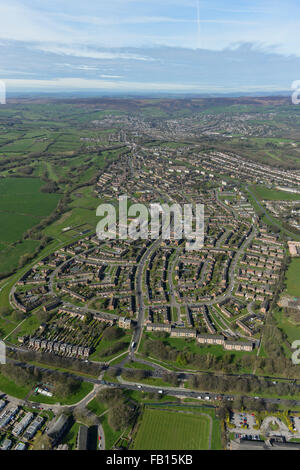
left=0, top=0, right=299, bottom=93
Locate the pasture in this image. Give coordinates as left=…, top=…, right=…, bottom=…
left=0, top=177, right=60, bottom=274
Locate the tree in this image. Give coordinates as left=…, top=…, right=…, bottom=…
left=97, top=388, right=124, bottom=406
left=102, top=326, right=124, bottom=341
left=108, top=402, right=135, bottom=431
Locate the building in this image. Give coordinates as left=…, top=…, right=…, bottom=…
left=12, top=412, right=33, bottom=437
left=170, top=328, right=197, bottom=338
left=77, top=425, right=89, bottom=450
left=23, top=416, right=44, bottom=440
left=43, top=298, right=61, bottom=312
left=47, top=414, right=70, bottom=445
left=0, top=406, right=19, bottom=429
left=146, top=323, right=172, bottom=333
left=15, top=442, right=27, bottom=450
left=0, top=438, right=12, bottom=450
left=197, top=334, right=224, bottom=345
left=224, top=340, right=253, bottom=352
left=118, top=317, right=132, bottom=330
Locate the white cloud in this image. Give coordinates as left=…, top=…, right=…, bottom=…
left=35, top=45, right=154, bottom=61
left=100, top=74, right=123, bottom=78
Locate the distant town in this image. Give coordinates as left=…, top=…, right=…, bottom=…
left=0, top=97, right=300, bottom=451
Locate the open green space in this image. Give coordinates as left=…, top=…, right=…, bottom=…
left=132, top=407, right=212, bottom=450
left=29, top=381, right=93, bottom=405
left=0, top=373, right=32, bottom=399
left=250, top=184, right=300, bottom=201
left=101, top=413, right=124, bottom=449
left=285, top=258, right=300, bottom=298
left=62, top=422, right=80, bottom=450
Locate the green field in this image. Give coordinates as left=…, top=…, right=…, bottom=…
left=0, top=371, right=93, bottom=405
left=29, top=381, right=93, bottom=405
left=132, top=408, right=211, bottom=450
left=0, top=177, right=60, bottom=274
left=250, top=184, right=300, bottom=201
left=0, top=373, right=32, bottom=399
left=87, top=397, right=108, bottom=416
left=0, top=178, right=60, bottom=221
left=285, top=258, right=300, bottom=297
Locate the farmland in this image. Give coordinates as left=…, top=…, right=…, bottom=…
left=132, top=408, right=212, bottom=450
left=0, top=177, right=60, bottom=275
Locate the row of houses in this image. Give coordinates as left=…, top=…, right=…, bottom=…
left=12, top=412, right=33, bottom=437
left=145, top=324, right=254, bottom=352
left=146, top=324, right=197, bottom=338
left=28, top=337, right=91, bottom=358
left=0, top=406, right=19, bottom=429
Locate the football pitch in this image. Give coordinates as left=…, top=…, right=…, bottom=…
left=132, top=408, right=212, bottom=450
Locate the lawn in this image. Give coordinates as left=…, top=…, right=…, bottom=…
left=141, top=332, right=256, bottom=370
left=89, top=331, right=131, bottom=362
left=6, top=314, right=41, bottom=343
left=285, top=258, right=300, bottom=298
left=101, top=413, right=124, bottom=449
left=274, top=310, right=300, bottom=346
left=87, top=398, right=107, bottom=416
left=29, top=381, right=93, bottom=405
left=0, top=373, right=32, bottom=399
left=132, top=408, right=211, bottom=450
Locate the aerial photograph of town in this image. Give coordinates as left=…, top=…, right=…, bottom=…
left=0, top=0, right=300, bottom=459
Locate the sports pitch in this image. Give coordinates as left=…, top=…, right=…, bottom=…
left=132, top=408, right=212, bottom=450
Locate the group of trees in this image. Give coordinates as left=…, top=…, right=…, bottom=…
left=0, top=362, right=85, bottom=398
left=8, top=348, right=103, bottom=377
left=97, top=388, right=136, bottom=432
left=188, top=372, right=300, bottom=398
left=40, top=181, right=59, bottom=193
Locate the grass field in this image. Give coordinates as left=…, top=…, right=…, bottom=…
left=132, top=408, right=211, bottom=450
left=87, top=398, right=107, bottom=416
left=0, top=373, right=32, bottom=399
left=250, top=184, right=300, bottom=201
left=0, top=177, right=60, bottom=274
left=285, top=258, right=300, bottom=298
left=0, top=178, right=60, bottom=221
left=29, top=381, right=93, bottom=405
left=0, top=371, right=93, bottom=405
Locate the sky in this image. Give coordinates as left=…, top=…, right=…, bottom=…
left=0, top=0, right=299, bottom=94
